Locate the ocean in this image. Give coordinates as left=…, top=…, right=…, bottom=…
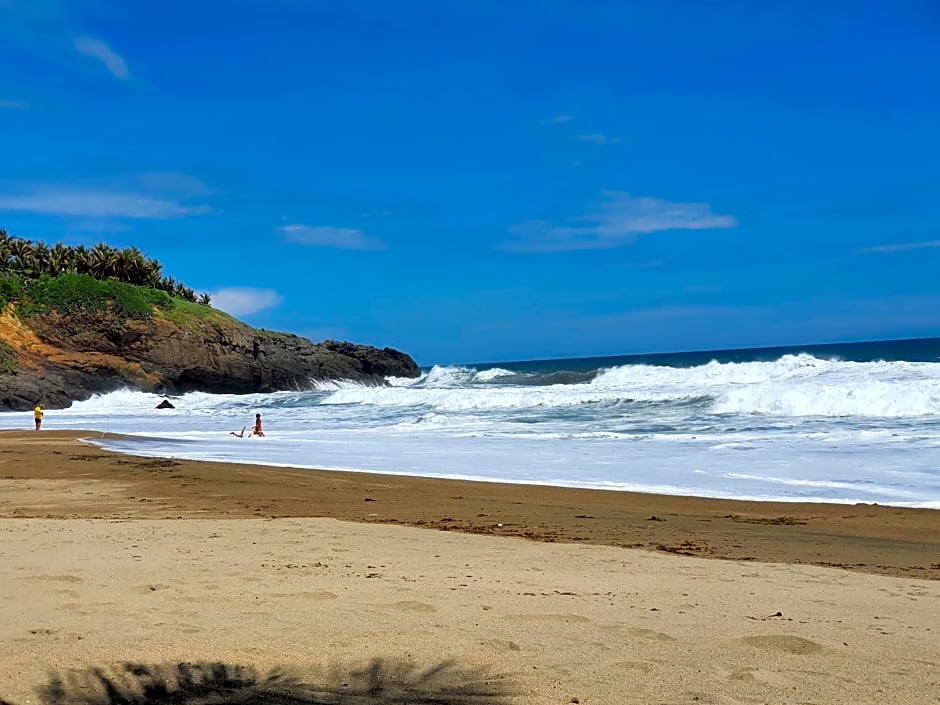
left=3, top=337, right=940, bottom=508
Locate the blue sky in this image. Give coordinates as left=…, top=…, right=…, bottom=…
left=1, top=0, right=939, bottom=364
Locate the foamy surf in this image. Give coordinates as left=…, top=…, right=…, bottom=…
left=3, top=342, right=939, bottom=507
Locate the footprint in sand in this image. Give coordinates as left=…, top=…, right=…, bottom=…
left=611, top=661, right=656, bottom=673
left=715, top=665, right=757, bottom=682
left=602, top=625, right=676, bottom=642
left=131, top=584, right=171, bottom=595
left=500, top=613, right=589, bottom=624
left=738, top=635, right=823, bottom=655
left=480, top=639, right=521, bottom=653
left=386, top=601, right=437, bottom=613
left=19, top=574, right=83, bottom=583
left=270, top=591, right=338, bottom=601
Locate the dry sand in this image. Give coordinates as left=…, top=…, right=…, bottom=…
left=1, top=431, right=938, bottom=704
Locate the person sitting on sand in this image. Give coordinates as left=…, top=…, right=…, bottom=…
left=249, top=413, right=264, bottom=438
left=229, top=426, right=246, bottom=438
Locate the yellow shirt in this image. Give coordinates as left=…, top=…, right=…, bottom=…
left=34, top=406, right=43, bottom=420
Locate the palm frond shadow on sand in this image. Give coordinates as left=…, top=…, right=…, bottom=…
left=9, top=660, right=512, bottom=705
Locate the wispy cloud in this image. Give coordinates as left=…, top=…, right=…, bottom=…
left=0, top=183, right=212, bottom=219
left=2, top=4, right=132, bottom=84
left=209, top=287, right=283, bottom=317
left=502, top=191, right=738, bottom=253
left=279, top=224, right=388, bottom=250
left=543, top=114, right=574, bottom=125
left=574, top=132, right=618, bottom=145
left=859, top=240, right=940, bottom=254
left=73, top=36, right=129, bottom=80
left=0, top=100, right=29, bottom=109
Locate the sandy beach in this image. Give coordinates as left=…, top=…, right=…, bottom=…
left=1, top=431, right=938, bottom=704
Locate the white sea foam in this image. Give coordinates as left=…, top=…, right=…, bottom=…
left=472, top=367, right=516, bottom=382
left=321, top=385, right=635, bottom=410
left=714, top=381, right=940, bottom=417
left=2, top=353, right=939, bottom=507
left=320, top=355, right=940, bottom=418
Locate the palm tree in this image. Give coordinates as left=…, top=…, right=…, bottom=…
left=9, top=239, right=35, bottom=278
left=0, top=231, right=13, bottom=270
left=48, top=243, right=71, bottom=275
left=9, top=238, right=32, bottom=261
left=118, top=247, right=147, bottom=285
left=31, top=242, right=51, bottom=276
left=143, top=257, right=163, bottom=289
left=0, top=233, right=212, bottom=312
left=90, top=243, right=116, bottom=279
left=70, top=245, right=91, bottom=274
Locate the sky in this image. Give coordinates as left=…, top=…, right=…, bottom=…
left=1, top=0, right=939, bottom=365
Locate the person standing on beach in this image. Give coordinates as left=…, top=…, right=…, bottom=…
left=33, top=404, right=43, bottom=431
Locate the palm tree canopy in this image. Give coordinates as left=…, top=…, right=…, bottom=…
left=0, top=229, right=211, bottom=309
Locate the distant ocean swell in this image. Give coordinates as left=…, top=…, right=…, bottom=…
left=2, top=341, right=939, bottom=508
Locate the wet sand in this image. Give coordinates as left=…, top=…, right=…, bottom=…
left=2, top=431, right=938, bottom=579
left=1, top=430, right=938, bottom=704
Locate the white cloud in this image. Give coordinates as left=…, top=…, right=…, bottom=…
left=74, top=36, right=129, bottom=79
left=502, top=191, right=738, bottom=253
left=0, top=185, right=212, bottom=219
left=544, top=114, right=574, bottom=124
left=574, top=132, right=616, bottom=145
left=860, top=240, right=940, bottom=254
left=0, top=100, right=28, bottom=109
left=279, top=224, right=387, bottom=250
left=209, top=287, right=283, bottom=317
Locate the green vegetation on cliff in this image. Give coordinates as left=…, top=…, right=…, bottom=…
left=20, top=273, right=173, bottom=320
left=0, top=227, right=211, bottom=305
left=0, top=340, right=16, bottom=374
left=160, top=296, right=236, bottom=329
left=0, top=226, right=228, bottom=327
left=0, top=273, right=22, bottom=308
left=0, top=227, right=422, bottom=411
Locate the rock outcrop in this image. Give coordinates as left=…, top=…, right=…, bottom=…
left=0, top=306, right=420, bottom=411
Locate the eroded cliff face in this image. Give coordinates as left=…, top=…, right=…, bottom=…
left=0, top=307, right=420, bottom=410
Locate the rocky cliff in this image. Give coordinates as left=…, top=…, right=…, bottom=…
left=0, top=304, right=420, bottom=411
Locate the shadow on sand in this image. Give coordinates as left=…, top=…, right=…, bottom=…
left=3, top=660, right=512, bottom=705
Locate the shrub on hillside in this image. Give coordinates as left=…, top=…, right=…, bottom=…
left=21, top=273, right=172, bottom=320
left=0, top=339, right=17, bottom=374
left=0, top=272, right=22, bottom=308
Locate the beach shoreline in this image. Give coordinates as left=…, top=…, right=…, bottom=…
left=2, top=430, right=939, bottom=704
left=2, top=430, right=938, bottom=580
